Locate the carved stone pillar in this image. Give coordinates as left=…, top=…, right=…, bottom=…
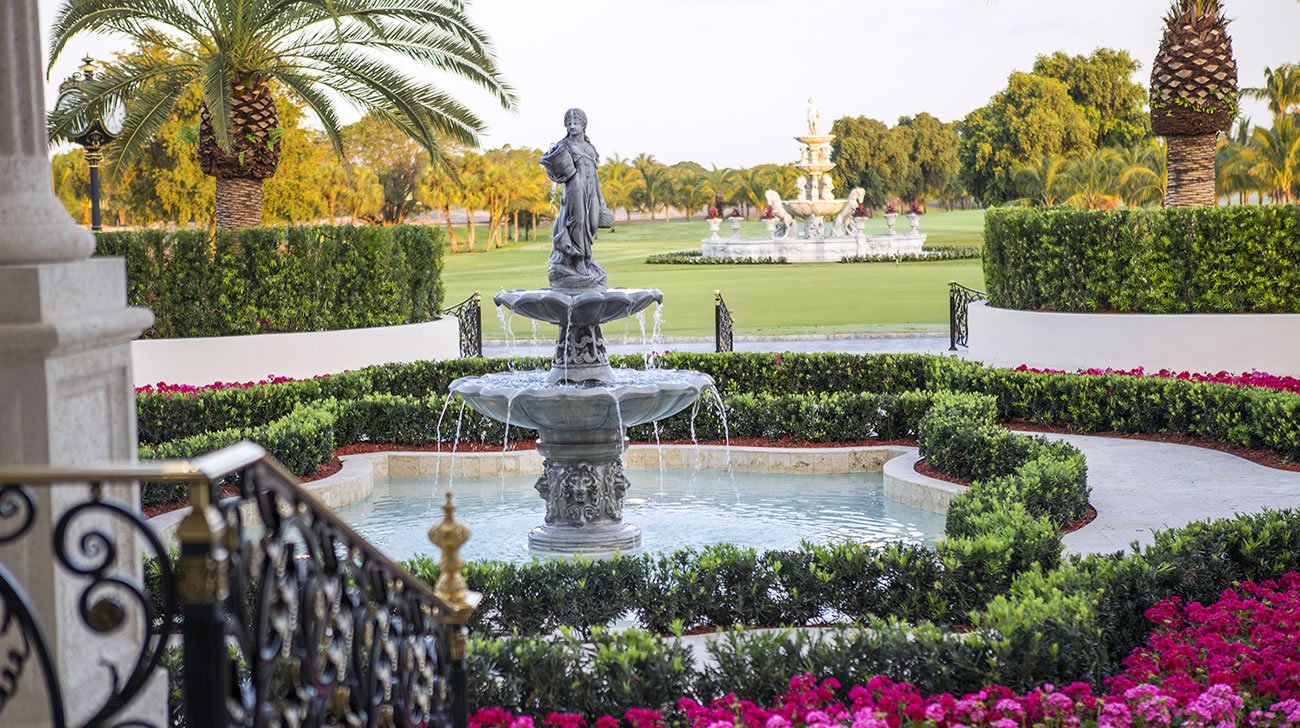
left=0, top=1, right=160, bottom=724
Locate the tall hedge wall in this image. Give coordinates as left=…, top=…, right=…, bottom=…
left=983, top=206, right=1300, bottom=313
left=94, top=224, right=446, bottom=338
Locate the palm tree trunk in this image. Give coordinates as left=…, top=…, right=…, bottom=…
left=1164, top=133, right=1218, bottom=207
left=215, top=177, right=264, bottom=229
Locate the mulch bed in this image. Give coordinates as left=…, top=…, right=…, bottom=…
left=141, top=485, right=239, bottom=519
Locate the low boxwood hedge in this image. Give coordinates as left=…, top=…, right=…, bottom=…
left=983, top=205, right=1300, bottom=313
left=97, top=223, right=446, bottom=340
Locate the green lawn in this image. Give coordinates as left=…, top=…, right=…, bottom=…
left=441, top=209, right=986, bottom=338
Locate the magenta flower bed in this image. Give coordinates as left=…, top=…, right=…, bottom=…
left=135, top=374, right=303, bottom=397
left=1014, top=365, right=1300, bottom=395
left=470, top=574, right=1300, bottom=727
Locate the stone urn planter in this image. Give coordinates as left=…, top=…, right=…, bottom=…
left=908, top=212, right=921, bottom=234
left=763, top=218, right=778, bottom=237
left=884, top=212, right=898, bottom=236
left=706, top=217, right=723, bottom=241
left=727, top=216, right=744, bottom=238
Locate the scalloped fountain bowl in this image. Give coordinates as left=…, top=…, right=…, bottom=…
left=784, top=199, right=848, bottom=218
left=449, top=369, right=713, bottom=432
left=494, top=287, right=662, bottom=326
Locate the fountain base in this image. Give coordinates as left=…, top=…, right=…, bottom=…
left=528, top=521, right=642, bottom=555
left=527, top=434, right=643, bottom=554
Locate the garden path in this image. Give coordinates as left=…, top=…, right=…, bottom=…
left=1037, top=433, right=1300, bottom=556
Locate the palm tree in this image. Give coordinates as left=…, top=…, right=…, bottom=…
left=669, top=167, right=711, bottom=220
left=631, top=154, right=672, bottom=220
left=1060, top=148, right=1123, bottom=210
left=1215, top=119, right=1261, bottom=204
left=1246, top=64, right=1300, bottom=118
left=1117, top=139, right=1168, bottom=207
left=1012, top=152, right=1069, bottom=206
left=1246, top=117, right=1300, bottom=204
left=1148, top=0, right=1239, bottom=207
left=598, top=154, right=637, bottom=222
left=701, top=165, right=736, bottom=211
left=729, top=166, right=773, bottom=217
left=48, top=0, right=515, bottom=229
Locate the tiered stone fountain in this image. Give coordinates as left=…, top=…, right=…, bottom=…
left=701, top=98, right=925, bottom=262
left=450, top=109, right=715, bottom=554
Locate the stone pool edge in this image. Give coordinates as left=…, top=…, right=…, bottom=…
left=147, top=444, right=960, bottom=550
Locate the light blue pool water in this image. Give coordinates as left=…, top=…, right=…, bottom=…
left=338, top=469, right=947, bottom=563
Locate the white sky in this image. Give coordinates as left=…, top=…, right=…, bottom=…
left=38, top=0, right=1300, bottom=168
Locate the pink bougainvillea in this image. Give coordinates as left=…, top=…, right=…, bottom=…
left=135, top=373, right=319, bottom=397
left=1014, top=364, right=1300, bottom=395
left=469, top=573, right=1300, bottom=728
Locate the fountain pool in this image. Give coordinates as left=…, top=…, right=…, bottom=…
left=337, top=469, right=946, bottom=563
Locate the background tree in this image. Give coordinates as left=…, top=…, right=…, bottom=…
left=598, top=154, right=638, bottom=222
left=1246, top=117, right=1300, bottom=203
left=701, top=165, right=736, bottom=211
left=345, top=114, right=427, bottom=224
left=51, top=149, right=90, bottom=224
left=1246, top=64, right=1300, bottom=117
left=1149, top=0, right=1238, bottom=207
left=669, top=162, right=711, bottom=220
left=958, top=72, right=1095, bottom=205
left=830, top=116, right=911, bottom=207
left=1060, top=148, right=1124, bottom=209
left=1117, top=138, right=1168, bottom=207
left=1012, top=152, right=1070, bottom=206
left=631, top=154, right=672, bottom=220
left=1033, top=49, right=1151, bottom=148
left=894, top=113, right=960, bottom=203
left=48, top=0, right=515, bottom=229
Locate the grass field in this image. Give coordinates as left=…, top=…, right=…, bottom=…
left=441, top=208, right=986, bottom=338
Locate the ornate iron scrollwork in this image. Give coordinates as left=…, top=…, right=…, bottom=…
left=948, top=281, right=987, bottom=351
left=443, top=292, right=483, bottom=358
left=715, top=290, right=734, bottom=353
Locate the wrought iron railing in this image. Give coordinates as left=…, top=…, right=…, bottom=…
left=949, top=281, right=988, bottom=351
left=443, top=292, right=483, bottom=358
left=0, top=442, right=477, bottom=728
left=714, top=290, right=734, bottom=353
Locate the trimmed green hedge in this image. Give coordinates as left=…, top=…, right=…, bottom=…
left=96, top=224, right=446, bottom=339
left=645, top=250, right=788, bottom=264
left=839, top=247, right=983, bottom=264
left=983, top=206, right=1300, bottom=313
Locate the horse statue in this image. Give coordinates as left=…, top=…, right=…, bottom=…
left=764, top=189, right=798, bottom=239
left=832, top=188, right=866, bottom=237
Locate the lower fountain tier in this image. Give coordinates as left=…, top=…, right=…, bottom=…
left=448, top=369, right=715, bottom=432
left=702, top=233, right=926, bottom=263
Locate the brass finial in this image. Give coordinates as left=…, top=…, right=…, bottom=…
left=428, top=492, right=480, bottom=624
left=80, top=55, right=96, bottom=81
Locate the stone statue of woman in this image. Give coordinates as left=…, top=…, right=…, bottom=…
left=540, top=108, right=614, bottom=290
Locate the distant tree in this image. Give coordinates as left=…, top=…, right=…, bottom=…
left=957, top=72, right=1095, bottom=205
left=830, top=116, right=911, bottom=206
left=598, top=154, right=638, bottom=222
left=1033, top=49, right=1150, bottom=148
left=1118, top=138, right=1168, bottom=207
left=345, top=114, right=427, bottom=223
left=701, top=165, right=737, bottom=210
left=729, top=166, right=774, bottom=217
left=894, top=113, right=960, bottom=202
left=1245, top=64, right=1300, bottom=119
left=51, top=149, right=90, bottom=224
left=752, top=163, right=801, bottom=200
left=631, top=154, right=672, bottom=219
left=669, top=162, right=711, bottom=220
left=1012, top=152, right=1070, bottom=206
left=1060, top=148, right=1123, bottom=209
left=1246, top=117, right=1300, bottom=204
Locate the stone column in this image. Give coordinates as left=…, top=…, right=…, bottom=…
left=0, top=1, right=160, bottom=725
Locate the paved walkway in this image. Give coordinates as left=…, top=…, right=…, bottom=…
left=1035, top=433, right=1300, bottom=555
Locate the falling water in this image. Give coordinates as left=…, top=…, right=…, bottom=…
left=449, top=401, right=467, bottom=489
left=562, top=306, right=574, bottom=382
left=704, top=384, right=733, bottom=469
left=648, top=303, right=665, bottom=369
left=502, top=395, right=514, bottom=452
left=434, top=396, right=454, bottom=482
left=495, top=302, right=517, bottom=355
left=635, top=310, right=648, bottom=366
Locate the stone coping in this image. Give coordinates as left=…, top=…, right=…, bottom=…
left=146, top=444, right=958, bottom=549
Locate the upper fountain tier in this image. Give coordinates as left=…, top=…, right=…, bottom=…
left=495, top=287, right=662, bottom=327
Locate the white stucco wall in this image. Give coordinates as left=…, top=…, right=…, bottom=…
left=967, top=301, right=1300, bottom=376
left=131, top=318, right=460, bottom=387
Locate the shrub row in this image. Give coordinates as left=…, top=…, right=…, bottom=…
left=462, top=507, right=1300, bottom=715
left=838, top=247, right=983, bottom=264
left=96, top=224, right=446, bottom=339
left=138, top=352, right=1300, bottom=461
left=983, top=205, right=1300, bottom=313
left=645, top=251, right=788, bottom=264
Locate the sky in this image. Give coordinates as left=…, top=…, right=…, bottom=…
left=37, top=0, right=1300, bottom=168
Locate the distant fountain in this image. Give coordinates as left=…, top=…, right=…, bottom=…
left=701, top=98, right=926, bottom=262
left=450, top=109, right=714, bottom=554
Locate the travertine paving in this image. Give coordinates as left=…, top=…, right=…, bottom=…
left=1037, top=433, right=1300, bottom=556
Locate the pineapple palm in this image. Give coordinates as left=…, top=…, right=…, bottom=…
left=48, top=0, right=514, bottom=229
left=1149, top=0, right=1239, bottom=206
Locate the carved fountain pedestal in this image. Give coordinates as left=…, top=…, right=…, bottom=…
left=450, top=287, right=713, bottom=554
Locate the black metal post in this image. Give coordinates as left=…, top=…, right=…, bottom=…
left=948, top=281, right=959, bottom=351
left=87, top=152, right=103, bottom=232
left=176, top=482, right=230, bottom=728
left=450, top=627, right=469, bottom=728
